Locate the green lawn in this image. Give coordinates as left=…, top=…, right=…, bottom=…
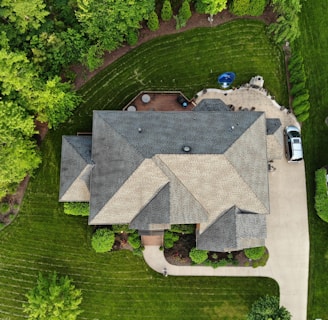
left=0, top=20, right=286, bottom=319
left=297, top=1, right=328, bottom=319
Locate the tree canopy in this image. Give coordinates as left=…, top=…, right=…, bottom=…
left=23, top=272, right=83, bottom=320
left=76, top=0, right=155, bottom=69
left=0, top=0, right=49, bottom=34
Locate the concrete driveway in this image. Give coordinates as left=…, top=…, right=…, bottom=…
left=142, top=87, right=309, bottom=320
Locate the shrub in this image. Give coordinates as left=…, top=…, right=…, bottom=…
left=0, top=222, right=5, bottom=230
left=126, top=29, right=139, bottom=46
left=292, top=92, right=310, bottom=107
left=230, top=0, right=267, bottom=17
left=164, top=230, right=179, bottom=248
left=112, top=224, right=135, bottom=234
left=296, top=112, right=309, bottom=122
left=249, top=0, right=267, bottom=16
left=128, top=231, right=141, bottom=249
left=147, top=11, right=159, bottom=31
left=252, top=250, right=269, bottom=268
left=244, top=246, right=265, bottom=260
left=63, top=202, right=89, bottom=216
left=179, top=0, right=192, bottom=21
left=23, top=272, right=83, bottom=320
left=290, top=82, right=306, bottom=96
left=247, top=295, right=291, bottom=320
left=161, top=0, right=173, bottom=21
left=91, top=228, right=115, bottom=253
left=189, top=247, right=208, bottom=264
left=170, top=224, right=195, bottom=234
left=293, top=101, right=310, bottom=116
left=132, top=246, right=144, bottom=257
left=175, top=0, right=191, bottom=29
left=315, top=168, right=328, bottom=222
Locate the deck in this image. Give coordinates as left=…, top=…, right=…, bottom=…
left=123, top=91, right=195, bottom=112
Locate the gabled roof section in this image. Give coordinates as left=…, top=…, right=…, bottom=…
left=59, top=136, right=92, bottom=202
left=197, top=206, right=267, bottom=252
left=225, top=114, right=270, bottom=213
left=197, top=207, right=237, bottom=251
left=92, top=110, right=261, bottom=157
left=89, top=112, right=144, bottom=223
left=129, top=183, right=170, bottom=230
left=193, top=99, right=230, bottom=112
left=153, top=155, right=209, bottom=224
left=157, top=154, right=268, bottom=228
left=89, top=158, right=168, bottom=225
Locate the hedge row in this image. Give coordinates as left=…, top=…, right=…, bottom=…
left=288, top=52, right=310, bottom=122
left=314, top=168, right=328, bottom=222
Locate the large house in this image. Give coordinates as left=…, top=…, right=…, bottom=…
left=59, top=97, right=282, bottom=252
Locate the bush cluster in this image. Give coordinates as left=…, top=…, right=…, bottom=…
left=91, top=228, right=115, bottom=253
left=170, top=224, right=195, bottom=234
left=267, top=0, right=301, bottom=44
left=111, top=224, right=135, bottom=234
left=244, top=246, right=265, bottom=260
left=128, top=231, right=142, bottom=249
left=63, top=202, right=89, bottom=216
left=288, top=52, right=310, bottom=122
left=230, top=0, right=267, bottom=17
left=314, top=168, right=328, bottom=222
left=189, top=247, right=208, bottom=264
left=164, top=230, right=179, bottom=249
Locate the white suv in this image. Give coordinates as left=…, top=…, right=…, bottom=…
left=284, top=126, right=303, bottom=162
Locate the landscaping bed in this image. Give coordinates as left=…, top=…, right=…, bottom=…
left=164, top=233, right=269, bottom=268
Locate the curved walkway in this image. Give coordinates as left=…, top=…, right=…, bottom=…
left=143, top=88, right=309, bottom=320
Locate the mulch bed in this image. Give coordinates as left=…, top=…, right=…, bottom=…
left=164, top=233, right=255, bottom=267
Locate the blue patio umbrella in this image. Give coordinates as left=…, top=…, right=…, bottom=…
left=218, top=72, right=236, bottom=89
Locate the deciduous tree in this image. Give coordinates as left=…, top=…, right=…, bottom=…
left=23, top=272, right=83, bottom=320
left=197, top=0, right=227, bottom=20
left=76, top=0, right=155, bottom=68
left=0, top=0, right=49, bottom=33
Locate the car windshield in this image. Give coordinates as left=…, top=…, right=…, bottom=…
left=289, top=130, right=300, bottom=138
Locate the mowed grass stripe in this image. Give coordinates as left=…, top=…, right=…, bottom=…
left=0, top=19, right=284, bottom=319
left=296, top=0, right=328, bottom=318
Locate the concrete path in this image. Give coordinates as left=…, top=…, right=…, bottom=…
left=142, top=88, right=309, bottom=320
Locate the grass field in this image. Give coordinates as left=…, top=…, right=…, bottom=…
left=296, top=1, right=328, bottom=318
left=0, top=20, right=286, bottom=319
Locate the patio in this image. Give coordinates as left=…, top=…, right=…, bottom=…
left=123, top=91, right=194, bottom=111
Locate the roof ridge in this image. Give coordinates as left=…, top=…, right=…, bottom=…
left=224, top=115, right=269, bottom=213
left=153, top=155, right=209, bottom=218
left=59, top=137, right=92, bottom=201
left=129, top=181, right=170, bottom=228
left=64, top=136, right=91, bottom=164
left=93, top=112, right=145, bottom=161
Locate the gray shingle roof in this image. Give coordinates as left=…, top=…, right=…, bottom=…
left=197, top=206, right=267, bottom=251
left=59, top=98, right=271, bottom=252
left=193, top=99, right=231, bottom=112
left=266, top=119, right=283, bottom=160
left=59, top=136, right=92, bottom=201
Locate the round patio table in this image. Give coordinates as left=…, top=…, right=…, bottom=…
left=127, top=105, right=136, bottom=111
left=141, top=94, right=151, bottom=103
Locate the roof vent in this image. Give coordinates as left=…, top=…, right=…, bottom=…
left=138, top=127, right=142, bottom=133
left=182, top=146, right=191, bottom=153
